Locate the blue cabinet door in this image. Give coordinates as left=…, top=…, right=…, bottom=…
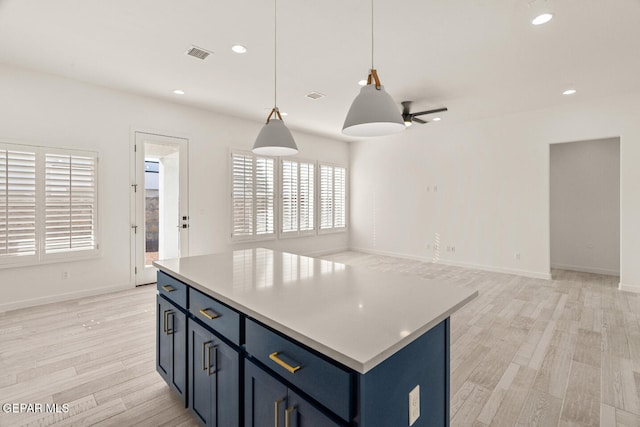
left=156, top=295, right=186, bottom=405
left=245, top=359, right=343, bottom=427
left=188, top=319, right=240, bottom=426
left=245, top=359, right=288, bottom=427
left=286, top=389, right=342, bottom=427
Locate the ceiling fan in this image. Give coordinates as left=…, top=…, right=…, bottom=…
left=401, top=101, right=448, bottom=126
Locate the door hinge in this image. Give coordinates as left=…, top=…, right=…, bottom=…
left=131, top=225, right=138, bottom=234
left=131, top=184, right=138, bottom=193
left=135, top=266, right=138, bottom=274
left=134, top=144, right=137, bottom=152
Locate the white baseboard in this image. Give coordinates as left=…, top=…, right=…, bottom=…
left=349, top=247, right=552, bottom=280
left=551, top=263, right=619, bottom=276
left=0, top=283, right=133, bottom=313
left=619, top=282, right=640, bottom=293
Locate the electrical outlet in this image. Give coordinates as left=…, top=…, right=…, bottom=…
left=409, top=385, right=420, bottom=425
left=515, top=252, right=521, bottom=260
left=61, top=271, right=69, bottom=280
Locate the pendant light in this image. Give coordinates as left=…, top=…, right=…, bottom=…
left=252, top=0, right=298, bottom=156
left=342, top=0, right=405, bottom=137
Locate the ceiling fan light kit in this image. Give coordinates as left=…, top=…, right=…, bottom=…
left=252, top=0, right=298, bottom=157
left=401, top=101, right=448, bottom=127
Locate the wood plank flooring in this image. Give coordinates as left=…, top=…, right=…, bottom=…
left=0, top=251, right=638, bottom=426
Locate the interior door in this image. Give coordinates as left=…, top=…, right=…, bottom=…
left=133, top=132, right=189, bottom=285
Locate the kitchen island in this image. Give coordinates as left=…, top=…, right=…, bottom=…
left=154, top=248, right=477, bottom=426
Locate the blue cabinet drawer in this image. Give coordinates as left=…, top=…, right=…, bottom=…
left=189, top=288, right=240, bottom=346
left=245, top=319, right=353, bottom=422
left=157, top=271, right=187, bottom=309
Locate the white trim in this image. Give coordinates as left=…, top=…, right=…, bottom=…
left=350, top=247, right=553, bottom=280
left=619, top=283, right=640, bottom=293
left=550, top=263, right=619, bottom=277
left=0, top=283, right=132, bottom=313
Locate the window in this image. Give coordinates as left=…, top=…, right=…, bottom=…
left=281, top=159, right=314, bottom=236
left=0, top=142, right=99, bottom=266
left=320, top=164, right=347, bottom=231
left=44, top=152, right=98, bottom=254
left=231, top=151, right=275, bottom=240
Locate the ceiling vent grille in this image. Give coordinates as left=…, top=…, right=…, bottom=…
left=305, top=91, right=326, bottom=100
left=185, top=45, right=213, bottom=60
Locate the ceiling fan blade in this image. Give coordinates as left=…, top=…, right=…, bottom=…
left=401, top=101, right=412, bottom=115
left=412, top=117, right=428, bottom=124
left=411, top=107, right=448, bottom=117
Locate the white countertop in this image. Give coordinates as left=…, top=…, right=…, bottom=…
left=154, top=248, right=477, bottom=374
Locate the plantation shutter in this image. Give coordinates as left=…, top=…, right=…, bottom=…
left=299, top=162, right=314, bottom=231
left=320, top=165, right=333, bottom=229
left=334, top=166, right=346, bottom=228
left=231, top=152, right=274, bottom=239
left=44, top=153, right=98, bottom=253
left=0, top=148, right=37, bottom=257
left=232, top=153, right=254, bottom=237
left=255, top=157, right=274, bottom=235
left=281, top=160, right=298, bottom=233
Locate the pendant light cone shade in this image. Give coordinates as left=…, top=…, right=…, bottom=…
left=253, top=118, right=298, bottom=156
left=252, top=0, right=298, bottom=156
left=342, top=84, right=405, bottom=137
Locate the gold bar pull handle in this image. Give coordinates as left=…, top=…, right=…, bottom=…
left=207, top=344, right=218, bottom=376
left=199, top=308, right=220, bottom=320
left=274, top=398, right=284, bottom=427
left=163, top=310, right=169, bottom=334
left=269, top=352, right=301, bottom=374
left=202, top=341, right=212, bottom=371
left=161, top=285, right=176, bottom=292
left=166, top=311, right=174, bottom=335
left=285, top=406, right=296, bottom=427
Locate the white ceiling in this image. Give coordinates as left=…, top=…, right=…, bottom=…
left=1, top=0, right=639, bottom=141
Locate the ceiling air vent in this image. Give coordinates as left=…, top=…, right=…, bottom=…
left=305, top=91, right=326, bottom=100
left=185, top=45, right=213, bottom=60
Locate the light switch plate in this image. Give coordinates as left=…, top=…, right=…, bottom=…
left=409, top=385, right=420, bottom=425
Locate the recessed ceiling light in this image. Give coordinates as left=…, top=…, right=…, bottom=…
left=231, top=44, right=247, bottom=54
left=358, top=80, right=367, bottom=86
left=532, top=13, right=553, bottom=25
left=562, top=89, right=577, bottom=95
left=173, top=89, right=185, bottom=95
left=432, top=117, right=442, bottom=121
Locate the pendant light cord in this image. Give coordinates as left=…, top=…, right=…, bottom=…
left=274, top=0, right=278, bottom=108
left=371, top=0, right=374, bottom=70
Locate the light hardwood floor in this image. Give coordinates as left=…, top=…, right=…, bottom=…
left=0, top=251, right=638, bottom=426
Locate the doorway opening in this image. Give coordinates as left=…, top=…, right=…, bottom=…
left=549, top=137, right=620, bottom=281
left=133, top=132, right=189, bottom=285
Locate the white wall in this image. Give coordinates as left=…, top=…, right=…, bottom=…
left=350, top=90, right=640, bottom=292
left=0, top=63, right=349, bottom=311
left=550, top=138, right=620, bottom=275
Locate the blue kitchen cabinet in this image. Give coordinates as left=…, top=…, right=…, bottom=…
left=245, top=359, right=341, bottom=427
left=156, top=294, right=187, bottom=405
left=188, top=318, right=240, bottom=426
